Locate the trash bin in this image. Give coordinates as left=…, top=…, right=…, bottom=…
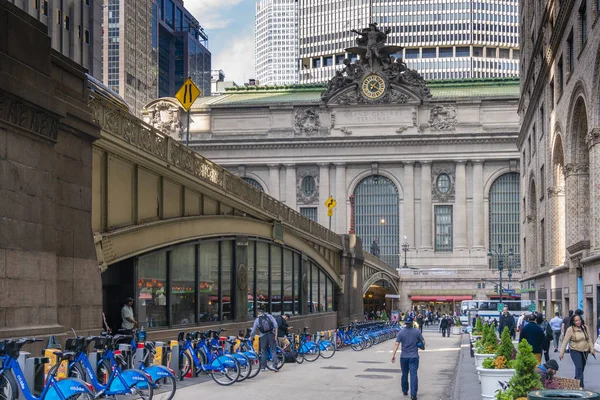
left=528, top=390, right=600, bottom=399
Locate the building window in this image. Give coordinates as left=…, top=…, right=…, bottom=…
left=300, top=207, right=318, bottom=222
left=488, top=172, right=521, bottom=268
left=550, top=80, right=555, bottom=109
left=301, top=176, right=316, bottom=196
left=436, top=173, right=451, bottom=193
left=170, top=245, right=195, bottom=325
left=540, top=218, right=546, bottom=266
left=56, top=9, right=61, bottom=25
left=557, top=57, right=564, bottom=95
left=532, top=126, right=536, bottom=154
left=434, top=205, right=453, bottom=252
left=242, top=177, right=264, bottom=192
left=540, top=105, right=545, bottom=139
left=85, top=29, right=90, bottom=44
left=137, top=251, right=168, bottom=328
left=567, top=31, right=574, bottom=72
left=354, top=175, right=400, bottom=267
left=580, top=1, right=588, bottom=47
left=42, top=0, right=48, bottom=15
left=64, top=15, right=70, bottom=31
left=540, top=165, right=545, bottom=199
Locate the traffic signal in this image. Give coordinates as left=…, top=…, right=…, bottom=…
left=494, top=284, right=499, bottom=293
left=476, top=282, right=481, bottom=289
left=482, top=282, right=486, bottom=289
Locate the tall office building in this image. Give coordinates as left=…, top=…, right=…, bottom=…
left=7, top=0, right=103, bottom=79
left=255, top=0, right=299, bottom=86
left=299, top=0, right=520, bottom=83
left=103, top=0, right=210, bottom=115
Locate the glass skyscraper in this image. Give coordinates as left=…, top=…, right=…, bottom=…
left=255, top=0, right=299, bottom=86
left=298, top=0, right=520, bottom=83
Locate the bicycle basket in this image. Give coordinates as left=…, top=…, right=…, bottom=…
left=93, top=337, right=107, bottom=350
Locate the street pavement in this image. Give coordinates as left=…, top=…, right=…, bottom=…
left=173, top=330, right=462, bottom=400
left=452, top=332, right=600, bottom=400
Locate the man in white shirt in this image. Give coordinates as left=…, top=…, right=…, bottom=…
left=549, top=312, right=563, bottom=352
left=121, top=297, right=138, bottom=333
left=517, top=312, right=526, bottom=332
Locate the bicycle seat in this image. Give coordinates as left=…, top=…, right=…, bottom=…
left=53, top=351, right=76, bottom=361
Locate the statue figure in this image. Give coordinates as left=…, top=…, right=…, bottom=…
left=351, top=23, right=391, bottom=71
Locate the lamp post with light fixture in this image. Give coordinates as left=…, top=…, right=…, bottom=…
left=487, top=244, right=514, bottom=312
left=401, top=236, right=409, bottom=268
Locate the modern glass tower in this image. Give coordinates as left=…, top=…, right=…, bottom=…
left=255, top=0, right=299, bottom=86
left=298, top=0, right=520, bottom=83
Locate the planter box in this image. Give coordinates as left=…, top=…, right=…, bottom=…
left=477, top=367, right=516, bottom=399
left=474, top=353, right=494, bottom=369
left=452, top=326, right=461, bottom=335
left=527, top=390, right=600, bottom=399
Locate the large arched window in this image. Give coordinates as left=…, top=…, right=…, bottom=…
left=242, top=177, right=264, bottom=192
left=488, top=172, right=520, bottom=268
left=354, top=175, right=400, bottom=267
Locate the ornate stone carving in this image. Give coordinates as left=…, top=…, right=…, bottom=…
left=296, top=166, right=320, bottom=204
left=431, top=163, right=456, bottom=202
left=429, top=105, right=457, bottom=130
left=412, top=110, right=418, bottom=127
left=0, top=90, right=59, bottom=141
left=562, top=163, right=589, bottom=177
left=547, top=186, right=565, bottom=197
left=396, top=125, right=409, bottom=134
left=340, top=127, right=353, bottom=135
left=321, top=23, right=431, bottom=105
left=146, top=100, right=184, bottom=139
left=294, top=108, right=321, bottom=136
left=585, top=128, right=600, bottom=148
left=330, top=111, right=336, bottom=129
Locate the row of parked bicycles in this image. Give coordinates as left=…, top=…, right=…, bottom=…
left=335, top=321, right=402, bottom=351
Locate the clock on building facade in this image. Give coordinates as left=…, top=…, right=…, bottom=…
left=361, top=74, right=387, bottom=101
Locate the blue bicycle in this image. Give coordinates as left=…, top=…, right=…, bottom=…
left=65, top=335, right=153, bottom=400
left=195, top=331, right=252, bottom=382
left=0, top=338, right=95, bottom=400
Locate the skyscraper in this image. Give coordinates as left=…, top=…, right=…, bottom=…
left=103, top=0, right=210, bottom=115
left=298, top=0, right=520, bottom=83
left=8, top=0, right=103, bottom=79
left=255, top=0, right=299, bottom=86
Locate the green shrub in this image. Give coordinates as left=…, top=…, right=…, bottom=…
left=494, top=340, right=542, bottom=399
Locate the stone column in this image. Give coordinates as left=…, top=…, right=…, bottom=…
left=586, top=128, right=600, bottom=249
left=548, top=186, right=566, bottom=267
left=454, top=160, right=467, bottom=250
left=318, top=163, right=330, bottom=226
left=420, top=161, right=433, bottom=251
left=403, top=162, right=415, bottom=248
left=301, top=255, right=309, bottom=315
left=284, top=164, right=297, bottom=211
left=334, top=163, right=347, bottom=234
left=472, top=160, right=485, bottom=250
left=235, top=237, right=249, bottom=321
left=563, top=163, right=590, bottom=249
left=268, top=164, right=280, bottom=200
left=336, top=234, right=365, bottom=326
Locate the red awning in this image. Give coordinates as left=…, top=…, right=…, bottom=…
left=410, top=295, right=473, bottom=302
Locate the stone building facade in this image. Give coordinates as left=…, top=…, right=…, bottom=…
left=145, top=26, right=524, bottom=313
left=518, top=0, right=600, bottom=325
left=0, top=1, right=101, bottom=338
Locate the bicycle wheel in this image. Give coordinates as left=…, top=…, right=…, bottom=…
left=233, top=353, right=251, bottom=382
left=128, top=373, right=154, bottom=400
left=350, top=339, right=363, bottom=351
left=302, top=343, right=320, bottom=362
left=68, top=363, right=87, bottom=381
left=295, top=349, right=305, bottom=364
left=319, top=342, right=336, bottom=359
left=210, top=355, right=240, bottom=386
left=0, top=371, right=16, bottom=400
left=151, top=374, right=176, bottom=400
left=180, top=351, right=193, bottom=378
left=246, top=354, right=261, bottom=379
left=275, top=347, right=284, bottom=370
left=96, top=359, right=112, bottom=385
left=65, top=394, right=95, bottom=400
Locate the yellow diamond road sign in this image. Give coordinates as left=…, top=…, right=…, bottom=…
left=327, top=209, right=333, bottom=217
left=325, top=197, right=337, bottom=210
left=175, top=77, right=201, bottom=111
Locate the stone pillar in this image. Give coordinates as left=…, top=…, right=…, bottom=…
left=268, top=164, right=280, bottom=200
left=420, top=161, right=433, bottom=251
left=586, top=128, right=600, bottom=249
left=301, top=255, right=309, bottom=315
left=403, top=162, right=415, bottom=249
left=563, top=163, right=590, bottom=249
left=235, top=237, right=249, bottom=321
left=454, top=160, right=467, bottom=250
left=334, top=163, right=347, bottom=234
left=318, top=163, right=330, bottom=226
left=336, top=234, right=365, bottom=326
left=472, top=160, right=485, bottom=250
left=284, top=164, right=297, bottom=211
left=548, top=186, right=566, bottom=267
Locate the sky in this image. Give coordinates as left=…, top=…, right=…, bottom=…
left=185, top=0, right=256, bottom=84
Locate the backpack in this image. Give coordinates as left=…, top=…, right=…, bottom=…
left=543, top=321, right=553, bottom=342
left=283, top=348, right=297, bottom=363
left=258, top=314, right=274, bottom=333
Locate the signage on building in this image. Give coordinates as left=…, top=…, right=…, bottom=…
left=175, top=77, right=201, bottom=111
left=518, top=288, right=536, bottom=293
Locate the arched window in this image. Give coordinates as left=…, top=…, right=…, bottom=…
left=354, top=175, right=400, bottom=268
left=242, top=177, right=264, bottom=192
left=301, top=176, right=316, bottom=196
left=488, top=172, right=520, bottom=268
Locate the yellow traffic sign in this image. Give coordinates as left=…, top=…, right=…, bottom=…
left=327, top=209, right=333, bottom=217
left=175, top=77, right=201, bottom=111
left=325, top=196, right=337, bottom=210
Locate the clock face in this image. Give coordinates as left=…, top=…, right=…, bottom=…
left=361, top=74, right=386, bottom=100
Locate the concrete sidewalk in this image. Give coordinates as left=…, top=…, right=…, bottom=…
left=452, top=335, right=600, bottom=399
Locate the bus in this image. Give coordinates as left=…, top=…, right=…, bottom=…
left=460, top=300, right=535, bottom=325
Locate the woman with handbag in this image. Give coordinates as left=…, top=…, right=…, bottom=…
left=559, top=314, right=595, bottom=388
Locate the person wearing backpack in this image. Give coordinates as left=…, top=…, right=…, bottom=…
left=250, top=311, right=279, bottom=371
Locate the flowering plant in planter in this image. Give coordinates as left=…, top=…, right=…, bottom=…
left=476, top=323, right=499, bottom=354
left=482, top=327, right=517, bottom=369
left=494, top=340, right=542, bottom=400
left=472, top=317, right=484, bottom=335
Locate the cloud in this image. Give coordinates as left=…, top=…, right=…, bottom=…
left=184, top=0, right=245, bottom=29
left=212, top=33, right=255, bottom=84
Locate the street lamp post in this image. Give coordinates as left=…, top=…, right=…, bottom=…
left=488, top=244, right=514, bottom=313
left=401, top=236, right=409, bottom=268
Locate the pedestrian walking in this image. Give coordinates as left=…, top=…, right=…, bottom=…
left=416, top=314, right=424, bottom=332
left=440, top=315, right=450, bottom=337
left=519, top=313, right=545, bottom=363
left=517, top=312, right=526, bottom=333
left=561, top=310, right=574, bottom=353
left=392, top=315, right=425, bottom=400
left=549, top=312, right=563, bottom=352
left=276, top=314, right=292, bottom=350
left=559, top=313, right=595, bottom=389
left=250, top=311, right=279, bottom=371
left=537, top=313, right=553, bottom=362
left=499, top=307, right=515, bottom=336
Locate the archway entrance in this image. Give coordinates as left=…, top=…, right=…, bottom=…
left=363, top=279, right=395, bottom=319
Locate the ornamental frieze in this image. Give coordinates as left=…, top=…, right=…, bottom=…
left=428, top=105, right=457, bottom=130
left=431, top=163, right=456, bottom=202
left=562, top=163, right=589, bottom=177
left=0, top=89, right=60, bottom=141
left=293, top=108, right=321, bottom=136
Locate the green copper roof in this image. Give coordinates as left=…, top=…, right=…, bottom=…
left=196, top=78, right=519, bottom=107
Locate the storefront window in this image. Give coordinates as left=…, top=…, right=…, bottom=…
left=270, top=245, right=282, bottom=315
left=319, top=270, right=326, bottom=312
left=283, top=250, right=293, bottom=315
left=248, top=241, right=256, bottom=320
left=328, top=279, right=334, bottom=311
left=294, top=253, right=301, bottom=314
left=311, top=263, right=319, bottom=313
left=256, top=242, right=269, bottom=313
left=221, top=241, right=233, bottom=321
left=137, top=251, right=168, bottom=328
left=170, top=245, right=195, bottom=325
left=198, top=242, right=218, bottom=323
